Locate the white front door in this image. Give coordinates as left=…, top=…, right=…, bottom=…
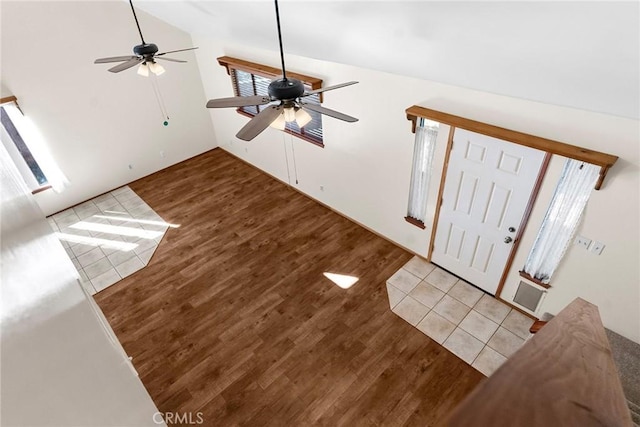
left=431, top=128, right=546, bottom=295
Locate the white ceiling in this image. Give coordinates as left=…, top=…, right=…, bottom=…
left=136, top=1, right=639, bottom=120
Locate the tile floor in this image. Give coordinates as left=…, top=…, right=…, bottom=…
left=387, top=256, right=534, bottom=376
left=47, top=186, right=170, bottom=295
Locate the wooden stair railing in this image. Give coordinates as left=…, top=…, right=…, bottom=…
left=446, top=298, right=633, bottom=426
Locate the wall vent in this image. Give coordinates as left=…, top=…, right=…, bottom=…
left=513, top=280, right=545, bottom=312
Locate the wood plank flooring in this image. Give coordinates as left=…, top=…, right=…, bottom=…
left=95, top=148, right=483, bottom=426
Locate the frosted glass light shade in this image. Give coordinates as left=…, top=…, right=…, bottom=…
left=295, top=108, right=312, bottom=127
left=149, top=62, right=165, bottom=76
left=269, top=112, right=286, bottom=130
left=283, top=107, right=295, bottom=122
left=137, top=63, right=149, bottom=77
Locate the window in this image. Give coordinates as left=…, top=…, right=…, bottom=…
left=218, top=56, right=325, bottom=146
left=521, top=159, right=600, bottom=284
left=0, top=96, right=67, bottom=193
left=405, top=118, right=439, bottom=228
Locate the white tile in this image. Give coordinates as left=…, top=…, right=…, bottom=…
left=448, top=280, right=484, bottom=307
left=55, top=213, right=81, bottom=228
left=78, top=269, right=89, bottom=283
left=84, top=257, right=113, bottom=280
left=132, top=238, right=158, bottom=255
left=101, top=203, right=127, bottom=215
left=110, top=186, right=132, bottom=196
left=402, top=256, right=436, bottom=279
left=95, top=197, right=121, bottom=212
left=90, top=268, right=121, bottom=292
left=141, top=223, right=169, bottom=232
left=137, top=247, right=156, bottom=265
left=92, top=193, right=117, bottom=204
left=392, top=295, right=429, bottom=326
left=115, top=256, right=144, bottom=278
left=107, top=249, right=137, bottom=267
left=387, top=268, right=421, bottom=293
left=425, top=268, right=458, bottom=292
left=62, top=227, right=92, bottom=238
left=472, top=346, right=507, bottom=377
left=74, top=204, right=100, bottom=220
left=52, top=208, right=77, bottom=222
left=409, top=281, right=445, bottom=309
left=443, top=328, right=485, bottom=364
left=70, top=243, right=95, bottom=258
left=433, top=294, right=471, bottom=325
left=71, top=257, right=82, bottom=271
left=80, top=278, right=97, bottom=296
left=77, top=247, right=106, bottom=268
left=501, top=310, right=535, bottom=339
left=386, top=283, right=406, bottom=309
left=473, top=294, right=511, bottom=324
left=487, top=326, right=525, bottom=358
left=459, top=310, right=499, bottom=343
left=64, top=246, right=76, bottom=260
left=416, top=311, right=456, bottom=344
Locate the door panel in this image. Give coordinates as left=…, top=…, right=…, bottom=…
left=432, top=129, right=546, bottom=295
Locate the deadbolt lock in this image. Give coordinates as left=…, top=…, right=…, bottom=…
left=508, top=227, right=516, bottom=233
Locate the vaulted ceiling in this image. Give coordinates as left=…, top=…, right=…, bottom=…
left=136, top=1, right=639, bottom=120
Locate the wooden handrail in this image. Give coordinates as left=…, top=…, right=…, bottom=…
left=1, top=96, right=18, bottom=104
left=446, top=298, right=632, bottom=426
left=406, top=105, right=618, bottom=190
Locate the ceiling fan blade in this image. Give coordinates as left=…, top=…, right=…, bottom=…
left=206, top=95, right=272, bottom=109
left=156, top=47, right=198, bottom=56
left=236, top=105, right=283, bottom=141
left=300, top=103, right=358, bottom=123
left=94, top=55, right=137, bottom=64
left=302, top=81, right=359, bottom=96
left=155, top=57, right=187, bottom=63
left=108, top=57, right=143, bottom=73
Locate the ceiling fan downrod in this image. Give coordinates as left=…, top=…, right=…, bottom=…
left=274, top=0, right=287, bottom=81
left=129, top=0, right=146, bottom=45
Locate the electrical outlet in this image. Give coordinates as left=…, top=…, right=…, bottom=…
left=590, top=241, right=605, bottom=255
left=160, top=150, right=165, bottom=158
left=320, top=185, right=324, bottom=192
left=574, top=235, right=591, bottom=250
left=128, top=164, right=133, bottom=170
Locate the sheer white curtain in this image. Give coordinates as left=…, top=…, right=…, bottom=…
left=407, top=118, right=438, bottom=223
left=2, top=101, right=68, bottom=192
left=523, top=159, right=600, bottom=283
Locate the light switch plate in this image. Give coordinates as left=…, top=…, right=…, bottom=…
left=590, top=241, right=605, bottom=255
left=575, top=235, right=591, bottom=249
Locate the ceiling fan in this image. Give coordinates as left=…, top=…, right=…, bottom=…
left=94, top=0, right=198, bottom=76
left=206, top=0, right=358, bottom=141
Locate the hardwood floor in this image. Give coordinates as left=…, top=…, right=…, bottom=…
left=95, top=148, right=483, bottom=426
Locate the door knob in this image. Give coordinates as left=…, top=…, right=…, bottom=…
left=504, top=236, right=513, bottom=244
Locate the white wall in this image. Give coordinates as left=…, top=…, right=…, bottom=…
left=1, top=1, right=217, bottom=216
left=1, top=141, right=163, bottom=426
left=193, top=38, right=639, bottom=343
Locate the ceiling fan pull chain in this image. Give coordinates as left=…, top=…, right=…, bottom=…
left=290, top=133, right=299, bottom=185
left=283, top=135, right=291, bottom=185
left=150, top=74, right=170, bottom=126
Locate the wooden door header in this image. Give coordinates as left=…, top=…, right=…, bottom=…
left=406, top=105, right=618, bottom=190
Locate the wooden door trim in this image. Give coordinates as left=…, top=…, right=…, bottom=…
left=427, top=126, right=456, bottom=261
left=406, top=105, right=617, bottom=190
left=494, top=152, right=551, bottom=298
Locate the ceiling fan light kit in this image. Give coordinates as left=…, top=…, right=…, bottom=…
left=205, top=0, right=359, bottom=142
left=94, top=0, right=197, bottom=76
